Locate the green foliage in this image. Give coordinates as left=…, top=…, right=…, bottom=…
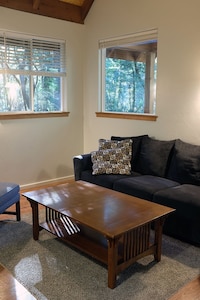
left=105, top=58, right=145, bottom=113
left=34, top=76, right=60, bottom=112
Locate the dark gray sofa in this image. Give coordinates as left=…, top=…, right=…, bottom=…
left=73, top=135, right=200, bottom=246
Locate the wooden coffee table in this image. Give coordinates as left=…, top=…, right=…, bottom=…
left=23, top=181, right=175, bottom=289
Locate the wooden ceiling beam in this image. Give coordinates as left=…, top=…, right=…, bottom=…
left=33, top=0, right=41, bottom=10
left=81, top=0, right=94, bottom=20
left=0, top=0, right=90, bottom=24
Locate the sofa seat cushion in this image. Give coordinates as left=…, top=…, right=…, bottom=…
left=0, top=182, right=20, bottom=213
left=153, top=184, right=200, bottom=220
left=113, top=175, right=180, bottom=201
left=153, top=184, right=200, bottom=245
left=80, top=170, right=141, bottom=189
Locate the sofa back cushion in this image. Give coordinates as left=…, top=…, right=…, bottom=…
left=167, top=139, right=200, bottom=185
left=134, top=136, right=175, bottom=177
left=111, top=135, right=148, bottom=170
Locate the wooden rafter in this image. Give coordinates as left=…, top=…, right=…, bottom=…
left=0, top=0, right=95, bottom=24
left=60, top=0, right=84, bottom=6
left=81, top=0, right=94, bottom=20
left=33, top=0, right=41, bottom=10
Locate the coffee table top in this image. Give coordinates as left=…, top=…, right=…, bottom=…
left=23, top=181, right=175, bottom=238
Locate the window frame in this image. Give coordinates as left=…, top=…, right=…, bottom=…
left=98, top=29, right=158, bottom=121
left=0, top=30, right=68, bottom=119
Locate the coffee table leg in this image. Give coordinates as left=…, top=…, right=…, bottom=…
left=107, top=237, right=119, bottom=289
left=154, top=216, right=166, bottom=262
left=27, top=199, right=40, bottom=240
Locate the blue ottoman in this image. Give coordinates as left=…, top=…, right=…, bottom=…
left=0, top=182, right=20, bottom=221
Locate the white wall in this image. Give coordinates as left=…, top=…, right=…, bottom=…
left=83, top=0, right=200, bottom=152
left=0, top=7, right=84, bottom=186
left=2, top=1, right=200, bottom=186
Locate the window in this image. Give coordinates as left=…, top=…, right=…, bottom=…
left=99, top=29, right=157, bottom=116
left=0, top=31, right=66, bottom=113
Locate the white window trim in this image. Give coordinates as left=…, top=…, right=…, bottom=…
left=99, top=28, right=158, bottom=49
left=98, top=28, right=158, bottom=118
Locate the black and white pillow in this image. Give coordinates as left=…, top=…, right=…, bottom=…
left=91, top=139, right=132, bottom=175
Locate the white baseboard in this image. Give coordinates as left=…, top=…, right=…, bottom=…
left=20, top=175, right=74, bottom=191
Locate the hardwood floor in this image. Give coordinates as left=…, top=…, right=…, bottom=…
left=0, top=263, right=36, bottom=300
left=0, top=186, right=44, bottom=300
left=0, top=181, right=200, bottom=299
left=168, top=275, right=200, bottom=300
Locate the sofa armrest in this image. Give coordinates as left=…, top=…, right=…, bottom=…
left=73, top=154, right=93, bottom=181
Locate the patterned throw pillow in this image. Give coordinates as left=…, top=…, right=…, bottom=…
left=99, top=139, right=132, bottom=160
left=91, top=139, right=132, bottom=175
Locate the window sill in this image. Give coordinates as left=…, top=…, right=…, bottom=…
left=95, top=112, right=157, bottom=121
left=0, top=112, right=70, bottom=120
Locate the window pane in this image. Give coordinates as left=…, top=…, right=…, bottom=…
left=0, top=37, right=31, bottom=71
left=32, top=40, right=63, bottom=73
left=0, top=31, right=66, bottom=114
left=33, top=76, right=61, bottom=112
left=105, top=58, right=146, bottom=113
left=0, top=74, right=30, bottom=112
left=99, top=34, right=157, bottom=115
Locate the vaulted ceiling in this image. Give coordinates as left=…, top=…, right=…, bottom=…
left=0, top=0, right=95, bottom=24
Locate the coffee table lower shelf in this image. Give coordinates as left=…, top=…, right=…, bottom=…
left=38, top=212, right=161, bottom=289
left=41, top=217, right=109, bottom=265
